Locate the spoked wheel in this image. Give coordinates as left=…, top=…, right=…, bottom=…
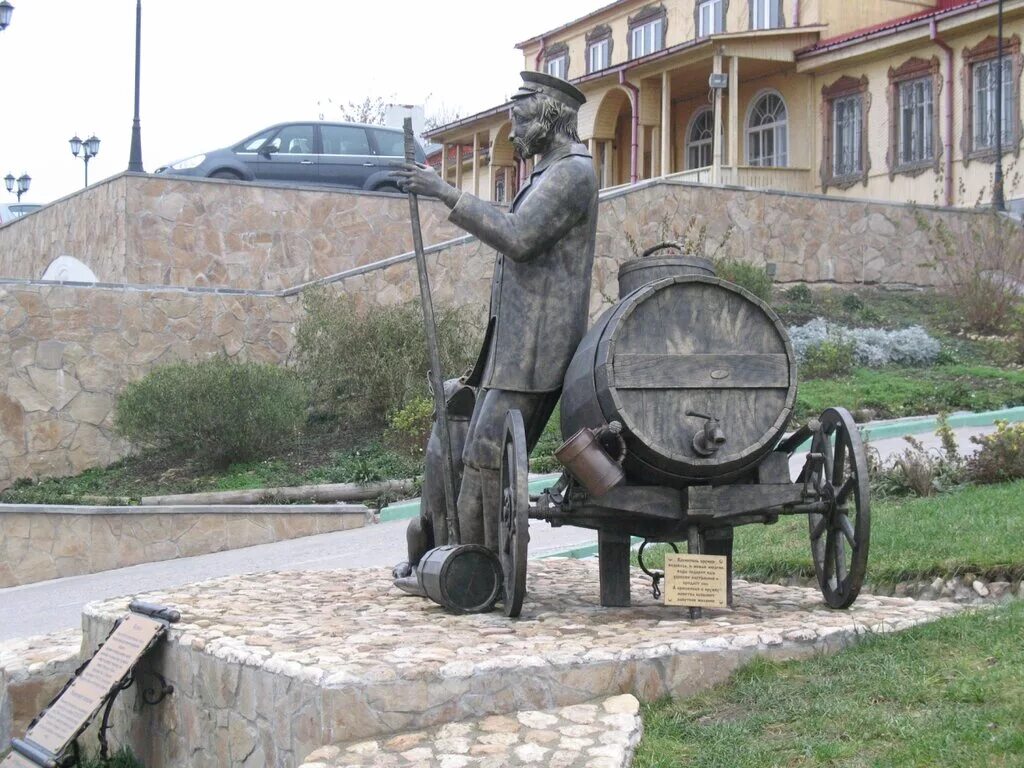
left=803, top=407, right=871, bottom=609
left=499, top=409, right=530, bottom=618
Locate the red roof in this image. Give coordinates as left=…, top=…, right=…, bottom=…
left=799, top=0, right=987, bottom=55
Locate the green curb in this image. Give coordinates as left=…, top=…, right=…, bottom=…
left=379, top=407, right=1024, bottom=526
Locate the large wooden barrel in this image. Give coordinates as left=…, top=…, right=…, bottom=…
left=561, top=275, right=797, bottom=486
left=617, top=255, right=715, bottom=297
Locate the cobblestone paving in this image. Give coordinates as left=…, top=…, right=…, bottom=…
left=81, top=560, right=964, bottom=767
left=299, top=694, right=642, bottom=768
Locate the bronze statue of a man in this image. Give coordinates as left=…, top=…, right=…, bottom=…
left=394, top=71, right=598, bottom=553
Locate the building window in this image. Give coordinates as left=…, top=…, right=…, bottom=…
left=589, top=38, right=610, bottom=72
left=687, top=108, right=715, bottom=169
left=962, top=35, right=1023, bottom=166
left=973, top=56, right=1014, bottom=150
left=746, top=91, right=788, bottom=167
left=546, top=55, right=567, bottom=79
left=697, top=0, right=726, bottom=37
left=543, top=41, right=570, bottom=80
left=586, top=25, right=613, bottom=73
left=628, top=4, right=667, bottom=59
left=750, top=0, right=782, bottom=30
left=494, top=172, right=507, bottom=204
left=821, top=75, right=871, bottom=190
left=886, top=57, right=940, bottom=178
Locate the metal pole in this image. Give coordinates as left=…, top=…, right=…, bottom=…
left=128, top=0, right=144, bottom=172
left=84, top=156, right=89, bottom=187
left=402, top=117, right=461, bottom=544
left=994, top=0, right=1006, bottom=210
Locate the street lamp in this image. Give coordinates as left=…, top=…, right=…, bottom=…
left=127, top=0, right=145, bottom=172
left=69, top=134, right=101, bottom=187
left=0, top=2, right=14, bottom=32
left=4, top=173, right=31, bottom=202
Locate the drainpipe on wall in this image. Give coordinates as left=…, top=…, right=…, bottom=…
left=791, top=0, right=799, bottom=26
left=619, top=70, right=640, bottom=184
left=930, top=19, right=955, bottom=207
left=534, top=36, right=546, bottom=71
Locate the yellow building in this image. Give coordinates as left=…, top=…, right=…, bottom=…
left=426, top=0, right=1024, bottom=211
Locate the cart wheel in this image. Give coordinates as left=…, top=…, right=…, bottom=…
left=499, top=409, right=530, bottom=618
left=805, top=407, right=870, bottom=609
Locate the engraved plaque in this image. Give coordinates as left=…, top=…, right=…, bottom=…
left=24, top=614, right=164, bottom=754
left=664, top=553, right=728, bottom=608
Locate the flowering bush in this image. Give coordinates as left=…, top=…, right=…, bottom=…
left=789, top=318, right=941, bottom=368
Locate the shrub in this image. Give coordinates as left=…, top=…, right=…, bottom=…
left=789, top=318, right=941, bottom=368
left=869, top=416, right=968, bottom=498
left=114, top=358, right=307, bottom=467
left=784, top=283, right=813, bottom=304
left=294, top=287, right=481, bottom=426
left=840, top=292, right=864, bottom=313
left=712, top=257, right=773, bottom=303
left=920, top=210, right=1024, bottom=334
left=801, top=338, right=855, bottom=379
left=968, top=421, right=1024, bottom=484
left=387, top=395, right=434, bottom=455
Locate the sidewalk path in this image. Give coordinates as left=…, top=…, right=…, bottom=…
left=0, top=424, right=998, bottom=642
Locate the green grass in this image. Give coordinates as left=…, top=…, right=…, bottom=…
left=640, top=480, right=1024, bottom=585
left=794, top=364, right=1024, bottom=423
left=78, top=748, right=143, bottom=768
left=635, top=601, right=1024, bottom=768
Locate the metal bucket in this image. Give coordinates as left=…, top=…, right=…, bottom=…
left=555, top=426, right=625, bottom=497
left=617, top=242, right=716, bottom=298
left=418, top=544, right=503, bottom=614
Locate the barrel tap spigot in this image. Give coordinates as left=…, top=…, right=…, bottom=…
left=687, top=411, right=726, bottom=457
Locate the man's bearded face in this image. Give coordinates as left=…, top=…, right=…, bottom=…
left=510, top=98, right=553, bottom=160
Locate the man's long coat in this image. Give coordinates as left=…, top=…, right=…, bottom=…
left=448, top=141, right=599, bottom=393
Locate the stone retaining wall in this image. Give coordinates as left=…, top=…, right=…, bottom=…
left=0, top=629, right=81, bottom=755
left=0, top=504, right=367, bottom=587
left=3, top=176, right=1021, bottom=489
left=0, top=174, right=461, bottom=290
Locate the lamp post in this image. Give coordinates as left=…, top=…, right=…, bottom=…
left=993, top=0, right=1006, bottom=211
left=0, top=1, right=14, bottom=32
left=4, top=173, right=31, bottom=202
left=127, top=0, right=144, bottom=172
left=69, top=134, right=101, bottom=187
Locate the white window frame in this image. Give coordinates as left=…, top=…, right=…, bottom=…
left=832, top=94, right=863, bottom=177
left=698, top=0, right=724, bottom=37
left=687, top=108, right=715, bottom=169
left=588, top=38, right=610, bottom=73
left=545, top=55, right=567, bottom=80
left=746, top=90, right=789, bottom=167
left=973, top=55, right=1014, bottom=151
left=631, top=17, right=664, bottom=58
left=751, top=0, right=781, bottom=30
left=897, top=76, right=934, bottom=165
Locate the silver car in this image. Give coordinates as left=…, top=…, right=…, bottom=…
left=154, top=121, right=425, bottom=193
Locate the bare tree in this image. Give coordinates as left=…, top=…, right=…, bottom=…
left=317, top=96, right=391, bottom=125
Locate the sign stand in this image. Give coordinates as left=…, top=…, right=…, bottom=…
left=2, top=601, right=179, bottom=768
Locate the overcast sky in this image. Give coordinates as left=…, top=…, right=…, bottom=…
left=0, top=0, right=598, bottom=205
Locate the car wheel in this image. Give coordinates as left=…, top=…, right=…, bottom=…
left=373, top=183, right=401, bottom=194
left=210, top=170, right=241, bottom=180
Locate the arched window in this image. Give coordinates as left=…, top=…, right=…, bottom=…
left=746, top=91, right=788, bottom=167
left=687, top=108, right=715, bottom=169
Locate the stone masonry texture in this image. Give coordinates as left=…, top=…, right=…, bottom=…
left=81, top=559, right=961, bottom=768
left=0, top=504, right=367, bottom=588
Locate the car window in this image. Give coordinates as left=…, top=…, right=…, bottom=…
left=371, top=128, right=405, bottom=157
left=273, top=124, right=316, bottom=154
left=321, top=125, right=371, bottom=155
left=239, top=130, right=274, bottom=152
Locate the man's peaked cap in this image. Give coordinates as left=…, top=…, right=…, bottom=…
left=512, top=71, right=586, bottom=111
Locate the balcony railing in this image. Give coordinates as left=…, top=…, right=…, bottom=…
left=669, top=165, right=812, bottom=194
